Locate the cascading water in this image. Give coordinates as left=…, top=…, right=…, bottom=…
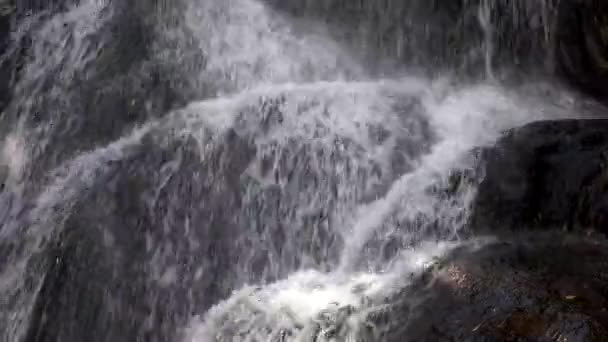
left=0, top=0, right=601, bottom=341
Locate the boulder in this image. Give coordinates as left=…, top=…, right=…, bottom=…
left=377, top=234, right=608, bottom=341
left=470, top=119, right=608, bottom=237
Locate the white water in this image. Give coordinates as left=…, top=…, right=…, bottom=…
left=0, top=0, right=599, bottom=340
left=166, top=1, right=580, bottom=341
left=179, top=80, right=574, bottom=341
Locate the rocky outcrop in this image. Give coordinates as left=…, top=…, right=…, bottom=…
left=390, top=119, right=608, bottom=341
left=0, top=0, right=181, bottom=185
left=22, top=130, right=256, bottom=342
left=267, top=0, right=608, bottom=103
left=380, top=117, right=608, bottom=339
left=266, top=0, right=553, bottom=75
left=0, top=1, right=12, bottom=112
left=379, top=234, right=608, bottom=341
left=556, top=1, right=608, bottom=103
left=470, top=119, right=608, bottom=237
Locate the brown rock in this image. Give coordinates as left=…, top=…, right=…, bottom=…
left=498, top=310, right=548, bottom=338
left=551, top=277, right=607, bottom=309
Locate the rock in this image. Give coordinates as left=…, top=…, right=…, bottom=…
left=498, top=310, right=548, bottom=339
left=550, top=276, right=607, bottom=310
left=470, top=119, right=608, bottom=237
left=268, top=0, right=608, bottom=103
left=21, top=130, right=256, bottom=342
left=555, top=0, right=608, bottom=103
left=0, top=2, right=12, bottom=112
left=264, top=0, right=544, bottom=74
left=0, top=0, right=182, bottom=183
left=374, top=234, right=608, bottom=341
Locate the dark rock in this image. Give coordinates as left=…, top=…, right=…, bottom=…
left=555, top=0, right=608, bottom=103
left=0, top=3, right=13, bottom=113
left=267, top=0, right=608, bottom=102
left=22, top=130, right=256, bottom=342
left=470, top=119, right=608, bottom=236
left=264, top=0, right=487, bottom=75
left=376, top=234, right=608, bottom=341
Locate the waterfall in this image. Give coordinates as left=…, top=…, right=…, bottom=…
left=0, top=0, right=598, bottom=341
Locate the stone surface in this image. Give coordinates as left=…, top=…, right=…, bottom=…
left=0, top=4, right=11, bottom=112
left=470, top=119, right=608, bottom=237
left=3, top=2, right=608, bottom=341
left=377, top=234, right=608, bottom=341
left=22, top=130, right=256, bottom=342
left=556, top=0, right=608, bottom=103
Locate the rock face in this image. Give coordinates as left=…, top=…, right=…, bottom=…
left=268, top=0, right=608, bottom=103
left=378, top=234, right=608, bottom=341
left=0, top=3, right=12, bottom=112
left=22, top=130, right=256, bottom=342
left=393, top=119, right=608, bottom=341
left=556, top=0, right=608, bottom=103
left=266, top=0, right=554, bottom=75
left=470, top=119, right=608, bottom=237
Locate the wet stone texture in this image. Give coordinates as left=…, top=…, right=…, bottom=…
left=471, top=119, right=608, bottom=237
left=556, top=0, right=608, bottom=104
left=373, top=118, right=608, bottom=341
left=0, top=4, right=12, bottom=112
left=376, top=234, right=608, bottom=342
left=3, top=1, right=608, bottom=341
left=23, top=131, right=257, bottom=342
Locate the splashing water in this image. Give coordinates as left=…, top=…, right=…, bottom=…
left=178, top=80, right=573, bottom=341
left=0, top=0, right=599, bottom=341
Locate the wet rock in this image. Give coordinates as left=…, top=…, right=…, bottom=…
left=266, top=0, right=584, bottom=79
left=550, top=276, right=607, bottom=310
left=268, top=0, right=608, bottom=102
left=498, top=310, right=548, bottom=339
left=470, top=119, right=608, bottom=237
left=0, top=2, right=12, bottom=112
left=555, top=0, right=608, bottom=103
left=0, top=0, right=182, bottom=185
left=22, top=130, right=256, bottom=342
left=376, top=234, right=608, bottom=341
left=265, top=0, right=484, bottom=74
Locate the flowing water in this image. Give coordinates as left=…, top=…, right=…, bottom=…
left=0, top=0, right=601, bottom=341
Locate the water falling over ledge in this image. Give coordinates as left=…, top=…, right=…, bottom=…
left=0, top=0, right=605, bottom=341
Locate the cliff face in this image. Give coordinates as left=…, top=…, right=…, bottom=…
left=267, top=0, right=608, bottom=103
left=0, top=3, right=12, bottom=111
left=471, top=119, right=608, bottom=237
left=3, top=1, right=608, bottom=101
left=556, top=0, right=608, bottom=103
left=368, top=118, right=608, bottom=341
